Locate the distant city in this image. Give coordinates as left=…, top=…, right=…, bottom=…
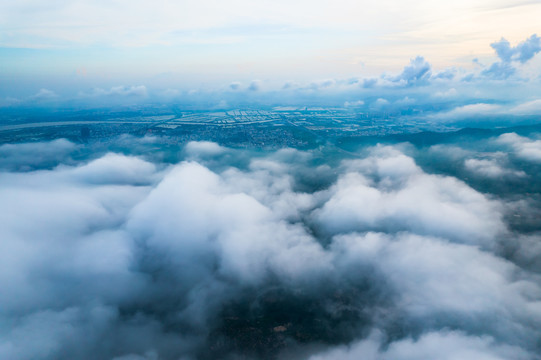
left=0, top=106, right=458, bottom=148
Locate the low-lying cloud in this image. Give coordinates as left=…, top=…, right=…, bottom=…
left=1, top=137, right=541, bottom=359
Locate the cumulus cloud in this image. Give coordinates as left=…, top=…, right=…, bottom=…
left=309, top=330, right=532, bottom=360
left=388, top=56, right=432, bottom=86
left=431, top=68, right=456, bottom=80
left=310, top=79, right=336, bottom=90
left=315, top=147, right=504, bottom=246
left=395, top=96, right=415, bottom=106
left=429, top=103, right=503, bottom=120
left=1, top=139, right=540, bottom=359
left=344, top=100, right=364, bottom=107
left=229, top=81, right=241, bottom=90
left=184, top=140, right=227, bottom=157
left=427, top=98, right=541, bottom=121
left=282, top=81, right=299, bottom=90
left=481, top=61, right=517, bottom=79
left=68, top=153, right=158, bottom=185
left=362, top=78, right=378, bottom=88
left=491, top=34, right=541, bottom=64
left=29, top=88, right=59, bottom=101
left=0, top=139, right=78, bottom=171
left=483, top=34, right=541, bottom=79
left=497, top=133, right=541, bottom=162
left=371, top=98, right=390, bottom=108
left=509, top=99, right=541, bottom=115
left=464, top=158, right=526, bottom=178
left=248, top=80, right=261, bottom=91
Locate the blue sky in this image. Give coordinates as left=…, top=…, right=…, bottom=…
left=1, top=0, right=540, bottom=109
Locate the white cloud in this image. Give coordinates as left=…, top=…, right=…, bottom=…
left=29, top=88, right=58, bottom=101
left=509, top=99, right=541, bottom=115
left=344, top=100, right=364, bottom=107
left=388, top=56, right=431, bottom=86
left=1, top=140, right=540, bottom=359
left=229, top=81, right=241, bottom=90
left=332, top=232, right=527, bottom=317
left=497, top=133, right=541, bottom=162
left=184, top=141, right=227, bottom=157
left=491, top=34, right=541, bottom=64
left=68, top=153, right=158, bottom=185
left=464, top=158, right=526, bottom=178
left=428, top=97, right=541, bottom=120
left=482, top=34, right=541, bottom=79
left=309, top=330, right=532, bottom=360
left=0, top=139, right=77, bottom=171
left=315, top=147, right=504, bottom=246
left=434, top=87, right=457, bottom=98
left=430, top=103, right=503, bottom=120
left=248, top=80, right=261, bottom=91
left=82, top=85, right=148, bottom=98
left=395, top=96, right=416, bottom=105
left=372, top=98, right=390, bottom=108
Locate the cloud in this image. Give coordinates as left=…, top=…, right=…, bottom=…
left=372, top=98, right=390, bottom=108
left=281, top=81, right=298, bottom=90
left=310, top=79, right=336, bottom=90
left=309, top=330, right=532, bottom=360
left=395, top=96, right=415, bottom=105
left=248, top=80, right=261, bottom=91
left=491, top=34, right=541, bottom=64
left=344, top=100, right=364, bottom=107
left=362, top=78, right=378, bottom=88
left=491, top=38, right=516, bottom=62
left=464, top=158, right=526, bottom=178
left=29, top=88, right=59, bottom=101
left=1, top=139, right=540, bottom=359
left=427, top=98, right=541, bottom=121
left=184, top=141, right=227, bottom=157
left=483, top=34, right=541, bottom=79
left=68, top=153, right=158, bottom=185
left=388, top=56, right=432, bottom=86
left=127, top=161, right=329, bottom=287
left=497, top=133, right=541, bottom=162
left=315, top=147, right=504, bottom=246
left=432, top=68, right=456, bottom=80
left=84, top=85, right=148, bottom=98
left=429, top=103, right=503, bottom=120
left=327, top=229, right=541, bottom=353
left=229, top=81, right=241, bottom=90
left=509, top=99, right=541, bottom=115
left=481, top=61, right=516, bottom=79
left=3, top=35, right=540, bottom=112
left=0, top=139, right=78, bottom=171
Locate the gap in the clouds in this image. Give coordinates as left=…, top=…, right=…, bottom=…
left=202, top=276, right=386, bottom=359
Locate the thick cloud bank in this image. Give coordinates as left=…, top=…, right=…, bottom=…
left=1, top=137, right=541, bottom=360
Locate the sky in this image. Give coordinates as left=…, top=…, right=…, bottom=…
left=1, top=0, right=541, bottom=101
